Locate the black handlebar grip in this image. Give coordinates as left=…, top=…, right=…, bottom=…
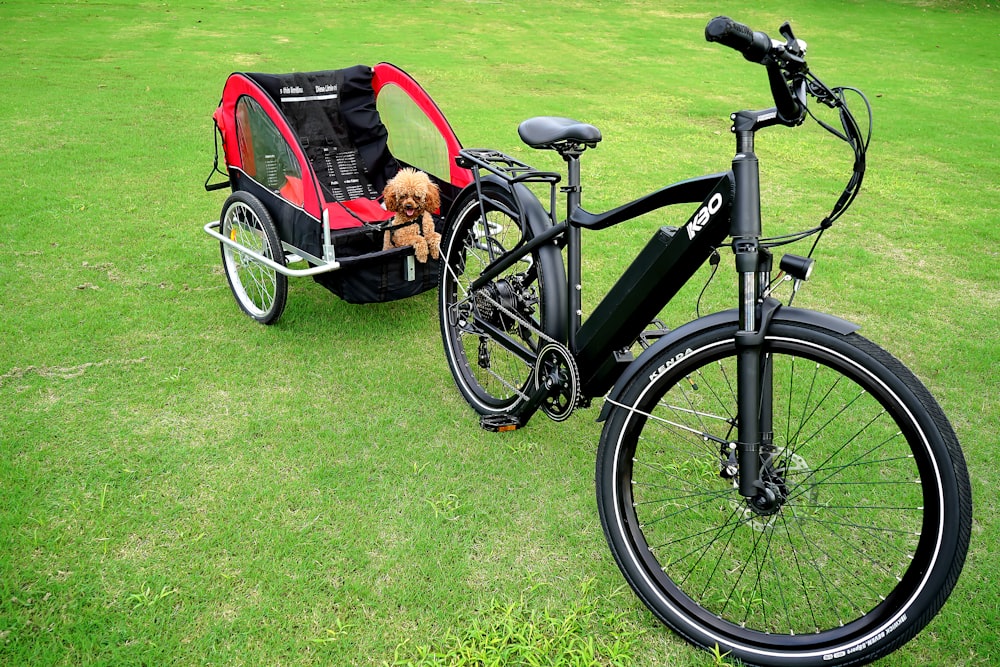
left=705, top=16, right=773, bottom=64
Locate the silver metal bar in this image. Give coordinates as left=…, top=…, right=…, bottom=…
left=322, top=208, right=336, bottom=263
left=204, top=221, right=342, bottom=277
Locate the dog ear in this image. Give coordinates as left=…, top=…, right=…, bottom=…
left=383, top=180, right=399, bottom=212
left=426, top=179, right=441, bottom=213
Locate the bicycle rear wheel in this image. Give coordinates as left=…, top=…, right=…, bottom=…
left=438, top=182, right=564, bottom=415
left=596, top=319, right=971, bottom=666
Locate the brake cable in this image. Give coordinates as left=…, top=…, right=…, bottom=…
left=760, top=71, right=872, bottom=255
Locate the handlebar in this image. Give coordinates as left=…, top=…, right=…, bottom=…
left=705, top=16, right=775, bottom=64
left=705, top=16, right=872, bottom=241
left=705, top=16, right=807, bottom=69
left=705, top=16, right=811, bottom=127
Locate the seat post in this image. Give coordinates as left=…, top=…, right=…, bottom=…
left=563, top=150, right=584, bottom=350
left=516, top=114, right=601, bottom=349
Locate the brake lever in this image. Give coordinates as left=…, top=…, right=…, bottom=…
left=776, top=22, right=808, bottom=72
left=779, top=22, right=798, bottom=47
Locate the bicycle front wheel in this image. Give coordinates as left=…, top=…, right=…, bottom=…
left=438, top=182, right=564, bottom=415
left=596, top=318, right=971, bottom=666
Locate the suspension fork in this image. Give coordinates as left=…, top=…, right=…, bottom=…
left=731, top=126, right=776, bottom=499
left=756, top=250, right=775, bottom=469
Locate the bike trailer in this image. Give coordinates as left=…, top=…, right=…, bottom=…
left=204, top=63, right=472, bottom=321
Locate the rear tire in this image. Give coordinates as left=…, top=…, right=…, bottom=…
left=438, top=183, right=563, bottom=415
left=220, top=191, right=288, bottom=325
left=596, top=319, right=971, bottom=666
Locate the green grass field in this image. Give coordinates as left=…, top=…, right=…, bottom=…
left=1, top=1, right=997, bottom=665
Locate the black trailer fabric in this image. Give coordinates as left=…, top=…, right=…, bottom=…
left=247, top=67, right=399, bottom=204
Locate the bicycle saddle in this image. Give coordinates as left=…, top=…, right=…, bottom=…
left=518, top=116, right=602, bottom=151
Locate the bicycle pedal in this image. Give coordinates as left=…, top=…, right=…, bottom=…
left=480, top=414, right=521, bottom=432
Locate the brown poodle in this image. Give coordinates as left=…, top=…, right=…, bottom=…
left=382, top=168, right=441, bottom=263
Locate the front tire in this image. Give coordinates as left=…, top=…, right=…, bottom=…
left=596, top=320, right=971, bottom=666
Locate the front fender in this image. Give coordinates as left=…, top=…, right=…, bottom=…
left=597, top=304, right=860, bottom=421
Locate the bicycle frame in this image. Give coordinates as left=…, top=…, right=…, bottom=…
left=462, top=159, right=734, bottom=388
left=459, top=106, right=786, bottom=498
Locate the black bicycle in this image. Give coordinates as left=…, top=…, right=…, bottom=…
left=438, top=17, right=971, bottom=667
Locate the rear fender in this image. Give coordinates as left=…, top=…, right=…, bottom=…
left=446, top=174, right=568, bottom=344
left=447, top=174, right=553, bottom=238
left=597, top=304, right=860, bottom=421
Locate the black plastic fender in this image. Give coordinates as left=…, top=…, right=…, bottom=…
left=447, top=174, right=555, bottom=239
left=597, top=303, right=860, bottom=421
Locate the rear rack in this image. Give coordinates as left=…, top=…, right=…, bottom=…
left=457, top=148, right=561, bottom=185
left=457, top=148, right=562, bottom=226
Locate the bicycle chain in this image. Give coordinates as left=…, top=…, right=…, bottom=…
left=474, top=286, right=559, bottom=348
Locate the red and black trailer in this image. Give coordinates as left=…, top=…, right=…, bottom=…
left=204, top=63, right=471, bottom=323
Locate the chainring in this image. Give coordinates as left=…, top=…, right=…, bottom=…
left=533, top=342, right=580, bottom=422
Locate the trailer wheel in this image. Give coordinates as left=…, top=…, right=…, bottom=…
left=219, top=191, right=288, bottom=324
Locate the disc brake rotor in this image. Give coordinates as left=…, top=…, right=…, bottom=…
left=729, top=448, right=819, bottom=532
